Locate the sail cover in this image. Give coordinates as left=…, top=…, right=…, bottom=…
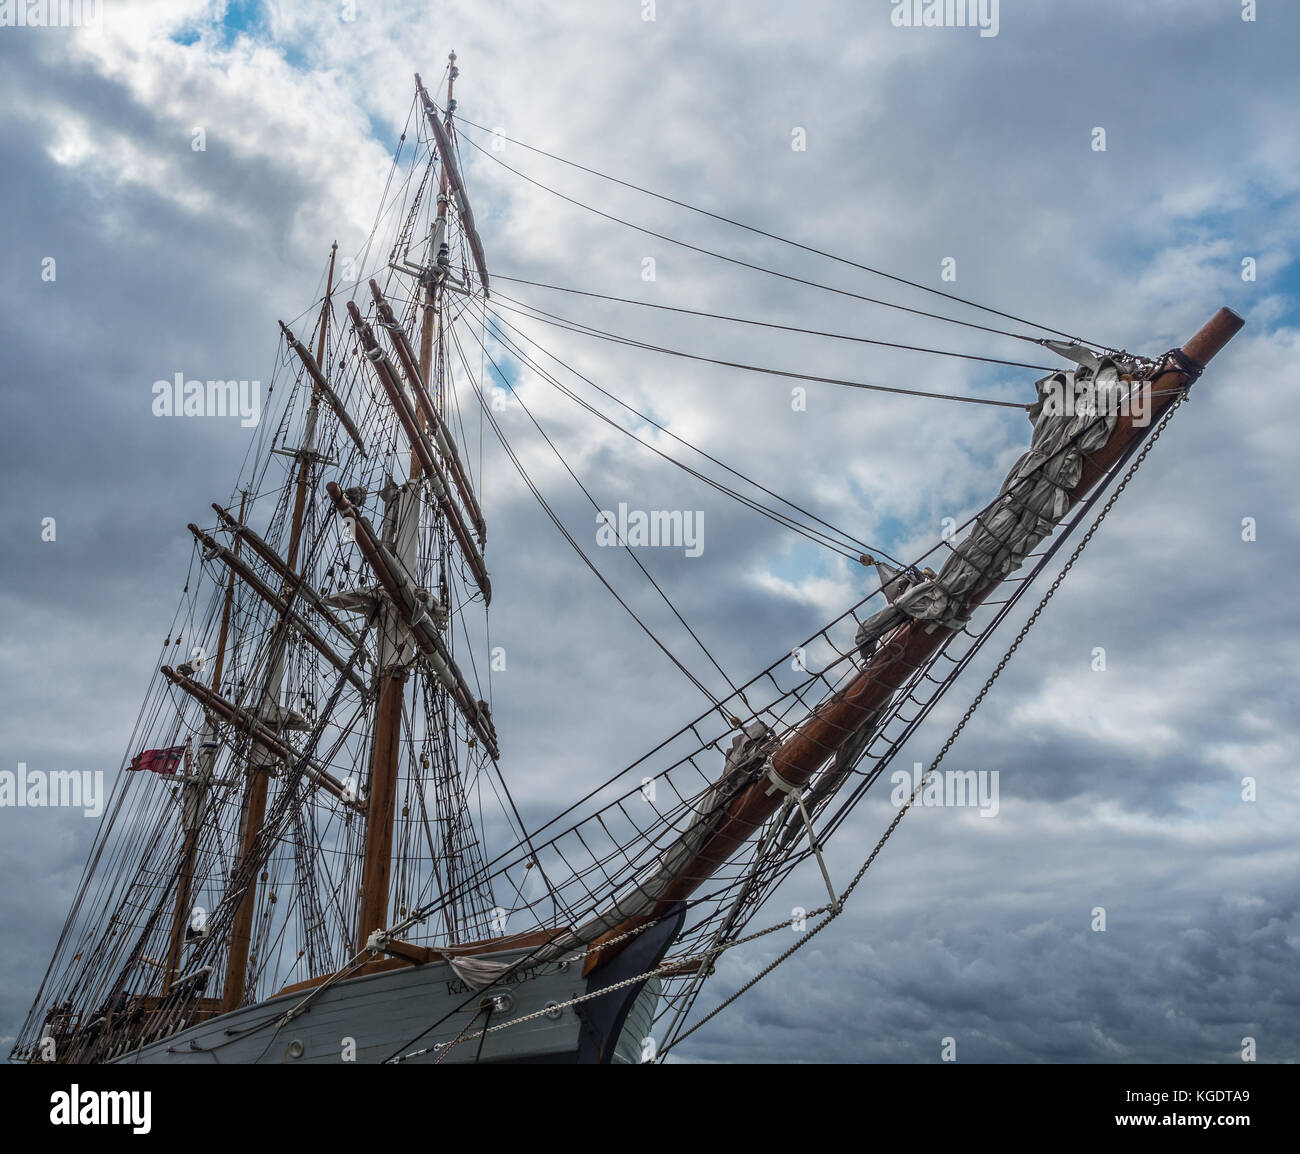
left=856, top=350, right=1126, bottom=645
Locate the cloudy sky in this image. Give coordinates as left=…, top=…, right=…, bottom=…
left=1, top=0, right=1297, bottom=1064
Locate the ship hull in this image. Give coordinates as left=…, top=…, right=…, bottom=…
left=109, top=909, right=681, bottom=1065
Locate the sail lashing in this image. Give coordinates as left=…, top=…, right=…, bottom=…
left=370, top=279, right=487, bottom=546
left=415, top=71, right=490, bottom=296
left=325, top=482, right=499, bottom=761
left=279, top=319, right=368, bottom=457
left=346, top=300, right=492, bottom=604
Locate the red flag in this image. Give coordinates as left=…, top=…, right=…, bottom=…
left=128, top=746, right=185, bottom=775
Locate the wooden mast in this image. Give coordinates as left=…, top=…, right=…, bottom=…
left=221, top=248, right=338, bottom=1014
left=355, top=667, right=408, bottom=951
left=162, top=491, right=247, bottom=995
left=354, top=58, right=458, bottom=953
left=407, top=52, right=455, bottom=493
left=585, top=307, right=1246, bottom=973
left=161, top=740, right=195, bottom=994
left=426, top=53, right=461, bottom=942
left=287, top=240, right=337, bottom=574
left=351, top=476, right=418, bottom=951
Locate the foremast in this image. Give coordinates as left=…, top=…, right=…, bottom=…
left=345, top=57, right=496, bottom=954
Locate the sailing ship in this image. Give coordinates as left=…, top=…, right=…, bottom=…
left=12, top=55, right=1243, bottom=1065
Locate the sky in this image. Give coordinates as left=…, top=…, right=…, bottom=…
left=1, top=0, right=1297, bottom=1064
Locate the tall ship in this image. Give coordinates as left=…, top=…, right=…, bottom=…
left=12, top=56, right=1242, bottom=1065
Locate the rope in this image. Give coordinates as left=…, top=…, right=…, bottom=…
left=489, top=297, right=1032, bottom=409
left=493, top=280, right=1060, bottom=373
left=445, top=322, right=734, bottom=721
left=449, top=113, right=1099, bottom=346
left=435, top=1005, right=485, bottom=1065
left=471, top=307, right=898, bottom=563
left=452, top=128, right=1077, bottom=350
left=462, top=323, right=747, bottom=702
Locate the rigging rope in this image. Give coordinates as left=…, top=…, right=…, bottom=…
left=488, top=296, right=1031, bottom=409
left=456, top=323, right=747, bottom=703
left=448, top=112, right=1102, bottom=347
left=473, top=306, right=900, bottom=565
left=494, top=277, right=1059, bottom=372
left=446, top=322, right=735, bottom=722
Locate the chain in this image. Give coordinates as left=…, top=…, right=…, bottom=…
left=432, top=1005, right=485, bottom=1065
